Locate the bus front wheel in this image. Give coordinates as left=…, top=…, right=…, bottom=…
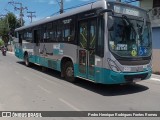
left=64, top=61, right=75, bottom=83
left=24, top=54, right=30, bottom=67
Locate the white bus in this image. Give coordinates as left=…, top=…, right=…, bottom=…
left=14, top=0, right=152, bottom=84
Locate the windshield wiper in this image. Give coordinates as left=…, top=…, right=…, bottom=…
left=122, top=15, right=137, bottom=35
left=142, top=18, right=146, bottom=35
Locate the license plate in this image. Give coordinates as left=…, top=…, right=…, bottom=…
left=133, top=78, right=141, bottom=82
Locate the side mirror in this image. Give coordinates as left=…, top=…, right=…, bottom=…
left=97, top=9, right=114, bottom=15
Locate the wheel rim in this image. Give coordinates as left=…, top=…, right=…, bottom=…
left=66, top=67, right=73, bottom=77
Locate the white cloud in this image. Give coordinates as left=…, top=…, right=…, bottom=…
left=49, top=0, right=56, bottom=4
left=65, top=0, right=72, bottom=2
left=33, top=0, right=57, bottom=5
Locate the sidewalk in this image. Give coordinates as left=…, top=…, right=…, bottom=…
left=152, top=74, right=160, bottom=77
left=7, top=51, right=15, bottom=55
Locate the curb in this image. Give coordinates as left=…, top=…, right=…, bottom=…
left=7, top=51, right=15, bottom=55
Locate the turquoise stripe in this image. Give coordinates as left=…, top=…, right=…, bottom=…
left=28, top=55, right=61, bottom=72
left=15, top=49, right=152, bottom=85
left=74, top=64, right=152, bottom=84
left=14, top=48, right=24, bottom=59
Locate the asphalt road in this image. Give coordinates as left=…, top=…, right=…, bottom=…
left=0, top=52, right=160, bottom=120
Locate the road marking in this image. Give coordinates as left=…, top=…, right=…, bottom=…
left=38, top=85, right=51, bottom=94
left=150, top=78, right=160, bottom=82
left=59, top=98, right=81, bottom=111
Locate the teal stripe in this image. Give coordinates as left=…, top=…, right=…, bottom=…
left=14, top=48, right=24, bottom=59
left=28, top=55, right=61, bottom=72
left=74, top=64, right=152, bottom=84
left=15, top=49, right=152, bottom=85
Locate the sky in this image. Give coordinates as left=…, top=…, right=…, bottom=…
left=0, top=0, right=139, bottom=25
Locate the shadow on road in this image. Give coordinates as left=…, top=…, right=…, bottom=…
left=74, top=80, right=149, bottom=96
left=17, top=61, right=149, bottom=96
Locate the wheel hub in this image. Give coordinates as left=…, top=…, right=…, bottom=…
left=66, top=67, right=73, bottom=77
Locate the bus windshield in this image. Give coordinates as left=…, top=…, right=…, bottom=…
left=108, top=15, right=152, bottom=58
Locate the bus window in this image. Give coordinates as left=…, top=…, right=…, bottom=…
left=79, top=22, right=87, bottom=49
left=63, top=18, right=75, bottom=42
left=19, top=34, right=22, bottom=44
left=24, top=29, right=32, bottom=43
left=42, top=23, right=53, bottom=43
left=57, top=22, right=63, bottom=41
left=90, top=20, right=96, bottom=49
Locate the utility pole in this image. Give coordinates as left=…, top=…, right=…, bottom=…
left=55, top=0, right=64, bottom=14
left=8, top=1, right=27, bottom=26
left=27, top=11, right=36, bottom=23
left=60, top=0, right=64, bottom=14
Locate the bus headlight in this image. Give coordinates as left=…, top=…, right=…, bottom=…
left=108, top=59, right=121, bottom=72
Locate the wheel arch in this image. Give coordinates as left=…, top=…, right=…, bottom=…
left=61, top=57, right=74, bottom=77
left=24, top=51, right=28, bottom=59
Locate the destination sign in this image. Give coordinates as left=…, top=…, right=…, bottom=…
left=114, top=5, right=139, bottom=16
left=107, top=2, right=148, bottom=19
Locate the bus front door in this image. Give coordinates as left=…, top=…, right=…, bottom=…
left=78, top=19, right=96, bottom=81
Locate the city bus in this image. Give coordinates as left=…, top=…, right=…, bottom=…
left=14, top=0, right=152, bottom=84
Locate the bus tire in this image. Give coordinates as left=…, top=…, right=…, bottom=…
left=64, top=61, right=75, bottom=83
left=24, top=54, right=30, bottom=67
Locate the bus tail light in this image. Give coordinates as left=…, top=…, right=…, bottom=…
left=108, top=59, right=121, bottom=72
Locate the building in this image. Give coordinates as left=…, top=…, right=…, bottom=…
left=140, top=0, right=160, bottom=73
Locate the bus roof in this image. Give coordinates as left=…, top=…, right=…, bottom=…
left=15, top=0, right=147, bottom=32
left=15, top=0, right=105, bottom=32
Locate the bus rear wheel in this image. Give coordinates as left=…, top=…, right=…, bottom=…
left=24, top=54, right=30, bottom=67
left=64, top=61, right=75, bottom=83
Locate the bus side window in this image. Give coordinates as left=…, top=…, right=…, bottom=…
left=19, top=34, right=22, bottom=44
left=96, top=17, right=104, bottom=57
left=14, top=32, right=18, bottom=38
left=63, top=18, right=75, bottom=42
left=55, top=21, right=62, bottom=41
left=52, top=24, right=57, bottom=41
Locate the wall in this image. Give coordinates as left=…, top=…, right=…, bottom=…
left=140, top=0, right=153, bottom=10
left=152, top=27, right=160, bottom=72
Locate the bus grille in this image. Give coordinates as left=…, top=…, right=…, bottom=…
left=124, top=73, right=148, bottom=82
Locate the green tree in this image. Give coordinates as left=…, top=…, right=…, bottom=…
left=0, top=12, right=21, bottom=44
left=5, top=12, right=21, bottom=30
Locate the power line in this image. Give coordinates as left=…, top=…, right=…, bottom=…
left=55, top=0, right=61, bottom=6
left=8, top=1, right=28, bottom=26
left=60, top=0, right=64, bottom=14
left=55, top=0, right=64, bottom=14
left=27, top=11, right=36, bottom=23
left=4, top=9, right=11, bottom=13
